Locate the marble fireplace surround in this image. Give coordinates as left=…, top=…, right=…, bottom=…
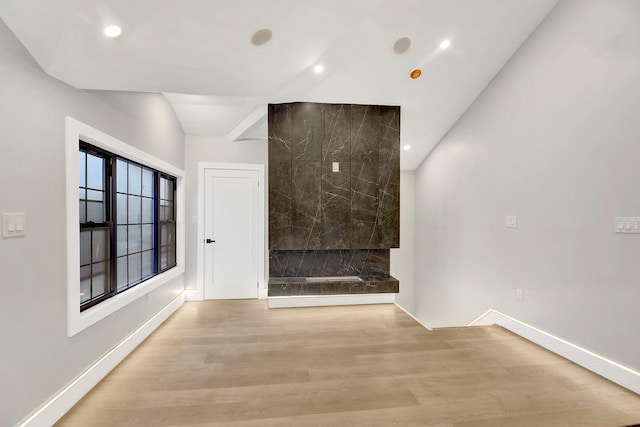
left=268, top=102, right=400, bottom=296
left=267, top=248, right=399, bottom=296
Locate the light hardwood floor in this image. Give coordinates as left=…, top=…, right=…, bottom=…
left=57, top=300, right=640, bottom=426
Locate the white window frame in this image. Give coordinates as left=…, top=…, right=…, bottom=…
left=65, top=117, right=185, bottom=337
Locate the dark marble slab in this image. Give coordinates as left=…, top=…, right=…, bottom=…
left=321, top=161, right=350, bottom=248
left=292, top=103, right=322, bottom=161
left=268, top=101, right=400, bottom=252
left=268, top=274, right=399, bottom=296
left=351, top=160, right=378, bottom=248
left=351, top=105, right=379, bottom=162
left=322, top=104, right=351, bottom=161
left=360, top=249, right=391, bottom=275
left=269, top=249, right=389, bottom=277
left=268, top=104, right=291, bottom=163
left=377, top=159, right=400, bottom=248
left=377, top=106, right=400, bottom=164
left=268, top=161, right=292, bottom=249
left=292, top=162, right=322, bottom=249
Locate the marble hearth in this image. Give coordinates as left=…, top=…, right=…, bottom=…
left=268, top=249, right=398, bottom=296
left=268, top=275, right=399, bottom=296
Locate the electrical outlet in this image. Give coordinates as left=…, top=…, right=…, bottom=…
left=515, top=288, right=524, bottom=300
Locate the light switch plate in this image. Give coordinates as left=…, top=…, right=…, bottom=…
left=2, top=213, right=27, bottom=238
left=332, top=162, right=339, bottom=172
left=505, top=215, right=517, bottom=228
left=615, top=217, right=640, bottom=234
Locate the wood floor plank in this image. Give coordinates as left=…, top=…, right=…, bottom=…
left=56, top=301, right=640, bottom=426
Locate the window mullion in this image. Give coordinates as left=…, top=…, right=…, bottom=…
left=154, top=171, right=160, bottom=275
left=108, top=154, right=117, bottom=296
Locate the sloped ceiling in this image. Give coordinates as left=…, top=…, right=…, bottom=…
left=0, top=0, right=558, bottom=169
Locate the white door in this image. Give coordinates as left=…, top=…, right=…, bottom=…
left=204, top=168, right=258, bottom=299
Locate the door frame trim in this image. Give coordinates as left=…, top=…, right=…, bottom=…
left=193, top=162, right=266, bottom=301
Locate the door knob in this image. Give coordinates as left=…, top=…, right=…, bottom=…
left=205, top=238, right=216, bottom=244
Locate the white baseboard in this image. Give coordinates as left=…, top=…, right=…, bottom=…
left=470, top=309, right=640, bottom=395
left=185, top=288, right=202, bottom=301
left=185, top=288, right=268, bottom=301
left=394, top=302, right=432, bottom=331
left=268, top=293, right=395, bottom=308
left=18, top=292, right=186, bottom=427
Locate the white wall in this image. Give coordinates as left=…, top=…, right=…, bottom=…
left=414, top=0, right=640, bottom=372
left=85, top=90, right=186, bottom=167
left=184, top=136, right=268, bottom=290
left=392, top=171, right=416, bottom=313
left=0, top=19, right=185, bottom=426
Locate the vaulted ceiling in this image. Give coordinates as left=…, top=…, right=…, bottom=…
left=0, top=0, right=558, bottom=169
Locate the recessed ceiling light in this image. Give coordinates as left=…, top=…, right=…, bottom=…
left=410, top=69, right=422, bottom=79
left=313, top=64, right=324, bottom=74
left=403, top=145, right=412, bottom=151
left=251, top=28, right=272, bottom=46
left=393, top=37, right=412, bottom=54
left=440, top=39, right=451, bottom=50
left=104, top=25, right=122, bottom=38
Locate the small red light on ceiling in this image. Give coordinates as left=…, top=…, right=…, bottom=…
left=410, top=69, right=422, bottom=79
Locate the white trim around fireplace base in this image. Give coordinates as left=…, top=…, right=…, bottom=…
left=268, top=293, right=395, bottom=308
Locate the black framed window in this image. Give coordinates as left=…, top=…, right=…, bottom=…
left=159, top=175, right=177, bottom=271
left=79, top=148, right=113, bottom=307
left=116, top=159, right=156, bottom=291
left=79, top=141, right=176, bottom=311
